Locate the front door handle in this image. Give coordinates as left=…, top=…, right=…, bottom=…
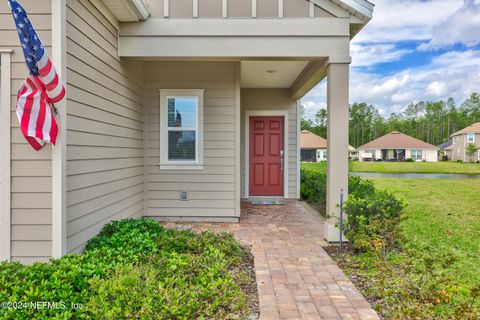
left=280, top=150, right=284, bottom=171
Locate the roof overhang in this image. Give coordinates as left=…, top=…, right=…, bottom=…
left=101, top=0, right=150, bottom=22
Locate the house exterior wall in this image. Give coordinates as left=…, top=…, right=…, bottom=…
left=241, top=89, right=299, bottom=199
left=358, top=148, right=380, bottom=161
left=65, top=0, right=145, bottom=253
left=451, top=133, right=480, bottom=162
left=144, top=61, right=241, bottom=219
left=406, top=149, right=437, bottom=162
left=145, top=0, right=334, bottom=18
left=359, top=148, right=437, bottom=162
left=1, top=0, right=53, bottom=264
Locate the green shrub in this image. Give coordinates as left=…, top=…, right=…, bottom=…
left=344, top=190, right=405, bottom=252
left=300, top=168, right=327, bottom=203
left=0, top=219, right=254, bottom=319
left=300, top=168, right=404, bottom=253
left=405, top=158, right=415, bottom=162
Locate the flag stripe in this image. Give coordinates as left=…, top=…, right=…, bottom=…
left=8, top=0, right=65, bottom=150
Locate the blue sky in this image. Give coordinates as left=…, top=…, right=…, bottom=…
left=301, top=0, right=480, bottom=120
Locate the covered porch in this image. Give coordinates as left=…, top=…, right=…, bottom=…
left=118, top=17, right=353, bottom=241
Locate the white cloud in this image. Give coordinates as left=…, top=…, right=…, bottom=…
left=350, top=43, right=411, bottom=67
left=353, top=0, right=463, bottom=44
left=391, top=92, right=414, bottom=104
left=419, top=0, right=480, bottom=50
left=300, top=0, right=480, bottom=120
left=301, top=50, right=480, bottom=119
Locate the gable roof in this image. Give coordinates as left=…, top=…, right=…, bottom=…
left=451, top=122, right=480, bottom=136
left=437, top=139, right=452, bottom=150
left=359, top=131, right=437, bottom=149
left=301, top=130, right=327, bottom=149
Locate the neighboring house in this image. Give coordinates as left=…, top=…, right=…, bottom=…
left=449, top=122, right=480, bottom=162
left=300, top=130, right=327, bottom=162
left=300, top=130, right=357, bottom=162
left=348, top=145, right=359, bottom=160
left=438, top=139, right=452, bottom=160
left=0, top=0, right=373, bottom=263
left=358, top=131, right=438, bottom=162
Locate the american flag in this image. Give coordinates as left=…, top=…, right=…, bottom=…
left=8, top=0, right=66, bottom=151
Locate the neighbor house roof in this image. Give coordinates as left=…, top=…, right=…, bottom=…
left=301, top=130, right=327, bottom=149
left=451, top=122, right=480, bottom=137
left=359, top=131, right=437, bottom=149
left=437, top=139, right=452, bottom=150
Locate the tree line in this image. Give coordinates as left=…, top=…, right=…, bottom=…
left=301, top=93, right=480, bottom=148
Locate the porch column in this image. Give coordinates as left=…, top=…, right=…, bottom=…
left=325, top=61, right=350, bottom=242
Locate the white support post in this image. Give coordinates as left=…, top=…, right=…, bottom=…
left=278, top=0, right=284, bottom=17
left=309, top=0, right=315, bottom=17
left=325, top=62, right=350, bottom=242
left=164, top=0, right=169, bottom=17
left=252, top=0, right=257, bottom=17
left=52, top=0, right=67, bottom=258
left=222, top=0, right=228, bottom=17
left=0, top=50, right=12, bottom=262
left=193, top=0, right=198, bottom=17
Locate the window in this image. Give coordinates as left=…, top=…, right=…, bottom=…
left=316, top=149, right=327, bottom=161
left=159, top=89, right=204, bottom=169
left=467, top=133, right=475, bottom=143
left=367, top=150, right=376, bottom=158
left=411, top=149, right=422, bottom=160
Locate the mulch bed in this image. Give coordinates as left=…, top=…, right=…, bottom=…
left=235, top=245, right=259, bottom=320
left=324, top=244, right=388, bottom=319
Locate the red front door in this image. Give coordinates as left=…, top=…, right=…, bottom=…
left=249, top=116, right=284, bottom=196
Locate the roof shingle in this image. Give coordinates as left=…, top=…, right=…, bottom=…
left=359, top=131, right=436, bottom=149
left=451, top=122, right=480, bottom=136
left=300, top=130, right=327, bottom=149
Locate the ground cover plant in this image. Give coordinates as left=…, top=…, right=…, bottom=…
left=301, top=161, right=480, bottom=174
left=301, top=164, right=480, bottom=319
left=0, top=219, right=258, bottom=319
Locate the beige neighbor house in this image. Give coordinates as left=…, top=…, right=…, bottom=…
left=300, top=130, right=357, bottom=162
left=448, top=122, right=480, bottom=162
left=359, top=131, right=438, bottom=162
left=0, top=0, right=373, bottom=263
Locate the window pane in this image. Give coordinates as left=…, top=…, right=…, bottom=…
left=168, top=131, right=196, bottom=161
left=168, top=97, right=197, bottom=128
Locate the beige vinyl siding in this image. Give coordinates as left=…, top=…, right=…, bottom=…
left=241, top=89, right=299, bottom=199
left=451, top=133, right=480, bottom=162
left=146, top=0, right=321, bottom=18
left=0, top=0, right=53, bottom=263
left=66, top=0, right=145, bottom=253
left=145, top=62, right=239, bottom=219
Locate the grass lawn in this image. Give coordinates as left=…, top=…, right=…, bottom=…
left=301, top=161, right=480, bottom=174
left=333, top=178, right=480, bottom=319
left=373, top=178, right=480, bottom=292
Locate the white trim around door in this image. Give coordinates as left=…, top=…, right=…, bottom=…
left=0, top=49, right=12, bottom=262
left=244, top=110, right=289, bottom=198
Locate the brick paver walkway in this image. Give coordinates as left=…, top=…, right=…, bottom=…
left=162, top=201, right=379, bottom=320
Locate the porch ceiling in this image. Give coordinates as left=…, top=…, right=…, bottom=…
left=241, top=61, right=309, bottom=88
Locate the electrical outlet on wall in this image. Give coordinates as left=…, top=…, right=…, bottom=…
left=179, top=190, right=189, bottom=201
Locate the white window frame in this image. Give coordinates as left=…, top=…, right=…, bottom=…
left=159, top=89, right=204, bottom=170
left=478, top=150, right=480, bottom=161
left=411, top=149, right=422, bottom=160
left=316, top=149, right=321, bottom=161
left=467, top=133, right=475, bottom=144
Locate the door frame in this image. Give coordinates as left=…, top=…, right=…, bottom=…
left=245, top=110, right=289, bottom=198
left=1, top=50, right=12, bottom=262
